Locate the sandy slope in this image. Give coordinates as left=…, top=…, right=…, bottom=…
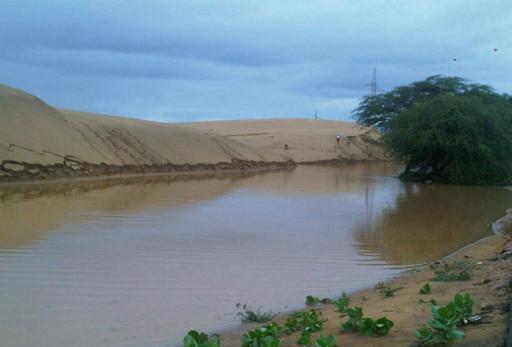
left=0, top=84, right=386, bottom=181
left=183, top=119, right=388, bottom=162
left=0, top=84, right=283, bottom=167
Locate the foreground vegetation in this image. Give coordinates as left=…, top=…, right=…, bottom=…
left=183, top=264, right=485, bottom=347
left=353, top=75, right=512, bottom=185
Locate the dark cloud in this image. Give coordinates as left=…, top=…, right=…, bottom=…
left=0, top=0, right=511, bottom=121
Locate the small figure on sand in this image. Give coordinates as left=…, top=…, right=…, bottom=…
left=336, top=134, right=340, bottom=145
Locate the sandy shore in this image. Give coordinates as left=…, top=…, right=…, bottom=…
left=183, top=119, right=388, bottom=163
left=0, top=84, right=386, bottom=182
left=218, top=214, right=512, bottom=347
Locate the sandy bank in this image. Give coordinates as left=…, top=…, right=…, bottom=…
left=0, top=84, right=386, bottom=182
left=182, top=119, right=388, bottom=163
left=218, top=212, right=512, bottom=347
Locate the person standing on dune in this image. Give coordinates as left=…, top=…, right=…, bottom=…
left=336, top=134, right=340, bottom=145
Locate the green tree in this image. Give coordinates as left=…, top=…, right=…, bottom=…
left=383, top=93, right=512, bottom=185
left=352, top=75, right=494, bottom=131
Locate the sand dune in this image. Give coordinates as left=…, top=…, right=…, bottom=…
left=0, top=84, right=386, bottom=182
left=183, top=119, right=387, bottom=162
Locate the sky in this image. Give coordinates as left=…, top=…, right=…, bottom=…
left=1, top=0, right=511, bottom=122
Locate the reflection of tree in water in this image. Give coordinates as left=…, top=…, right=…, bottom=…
left=354, top=183, right=512, bottom=265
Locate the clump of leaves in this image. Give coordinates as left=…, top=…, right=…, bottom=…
left=236, top=303, right=274, bottom=323
left=305, top=295, right=320, bottom=306
left=333, top=293, right=349, bottom=314
left=341, top=307, right=364, bottom=332
left=183, top=330, right=221, bottom=347
left=420, top=283, right=432, bottom=295
left=284, top=310, right=325, bottom=335
left=416, top=293, right=473, bottom=346
left=297, top=330, right=311, bottom=346
left=242, top=323, right=281, bottom=347
left=283, top=317, right=300, bottom=335
left=361, top=317, right=394, bottom=337
left=341, top=307, right=394, bottom=337
left=453, top=293, right=473, bottom=321
left=315, top=334, right=337, bottom=347
left=431, top=261, right=473, bottom=282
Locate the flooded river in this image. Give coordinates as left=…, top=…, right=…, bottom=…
left=1, top=164, right=511, bottom=347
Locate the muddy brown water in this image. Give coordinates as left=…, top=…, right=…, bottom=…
left=1, top=164, right=511, bottom=347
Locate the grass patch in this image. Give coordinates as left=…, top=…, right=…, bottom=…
left=236, top=303, right=275, bottom=323
left=431, top=261, right=473, bottom=282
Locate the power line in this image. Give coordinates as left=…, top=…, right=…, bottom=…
left=364, top=68, right=377, bottom=97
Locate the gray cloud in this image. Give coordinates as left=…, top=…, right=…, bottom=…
left=1, top=0, right=511, bottom=121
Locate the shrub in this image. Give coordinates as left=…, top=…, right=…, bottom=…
left=305, top=295, right=320, bottom=306
left=332, top=293, right=349, bottom=314
left=284, top=310, right=325, bottom=335
left=361, top=317, right=394, bottom=337
left=315, top=334, right=337, bottom=347
left=341, top=307, right=364, bottom=332
left=341, top=307, right=394, bottom=337
left=241, top=323, right=281, bottom=347
left=297, top=330, right=311, bottom=346
left=183, top=331, right=221, bottom=347
left=420, top=283, right=432, bottom=295
left=416, top=293, right=473, bottom=346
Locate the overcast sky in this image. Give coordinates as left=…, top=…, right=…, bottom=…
left=1, top=0, right=511, bottom=122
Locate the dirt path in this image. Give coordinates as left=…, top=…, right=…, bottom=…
left=219, top=234, right=512, bottom=347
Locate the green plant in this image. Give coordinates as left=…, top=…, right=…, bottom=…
left=416, top=307, right=464, bottom=346
left=236, top=303, right=274, bottom=323
left=183, top=331, right=221, bottom=347
left=305, top=295, right=320, bottom=306
left=333, top=293, right=349, bottom=314
left=297, top=330, right=311, bottom=346
left=341, top=307, right=364, bottom=332
left=431, top=261, right=473, bottom=282
left=284, top=310, right=325, bottom=335
left=430, top=299, right=437, bottom=306
left=420, top=283, right=432, bottom=295
left=354, top=75, right=512, bottom=185
left=416, top=293, right=473, bottom=346
left=341, top=307, right=394, bottom=337
left=361, top=317, right=394, bottom=337
left=283, top=317, right=300, bottom=335
left=453, top=293, right=473, bottom=322
left=315, top=334, right=337, bottom=347
left=242, top=323, right=281, bottom=347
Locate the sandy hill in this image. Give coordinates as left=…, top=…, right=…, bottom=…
left=0, top=84, right=288, bottom=181
left=0, top=84, right=386, bottom=182
left=183, top=119, right=387, bottom=162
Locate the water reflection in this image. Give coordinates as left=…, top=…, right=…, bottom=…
left=0, top=170, right=283, bottom=248
left=354, top=182, right=512, bottom=264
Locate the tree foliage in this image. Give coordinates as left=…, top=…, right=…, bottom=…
left=352, top=75, right=512, bottom=185
left=353, top=75, right=495, bottom=131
